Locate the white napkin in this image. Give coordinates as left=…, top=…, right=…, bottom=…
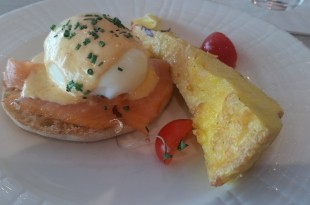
left=207, top=0, right=310, bottom=34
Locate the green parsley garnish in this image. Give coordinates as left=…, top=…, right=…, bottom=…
left=98, top=41, right=105, bottom=47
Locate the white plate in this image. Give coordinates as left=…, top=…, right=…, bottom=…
left=1, top=0, right=310, bottom=204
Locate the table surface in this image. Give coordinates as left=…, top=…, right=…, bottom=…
left=0, top=0, right=309, bottom=47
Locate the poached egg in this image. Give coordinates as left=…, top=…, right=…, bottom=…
left=22, top=14, right=158, bottom=104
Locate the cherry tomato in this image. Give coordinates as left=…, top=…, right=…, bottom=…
left=155, top=119, right=193, bottom=164
left=201, top=32, right=237, bottom=68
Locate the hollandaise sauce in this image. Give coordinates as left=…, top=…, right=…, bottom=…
left=23, top=14, right=157, bottom=105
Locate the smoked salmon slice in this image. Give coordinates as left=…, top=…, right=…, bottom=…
left=3, top=58, right=173, bottom=134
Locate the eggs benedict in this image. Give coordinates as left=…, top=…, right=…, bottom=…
left=2, top=14, right=173, bottom=141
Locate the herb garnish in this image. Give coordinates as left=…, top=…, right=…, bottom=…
left=87, top=68, right=94, bottom=75
left=75, top=43, right=81, bottom=50
left=91, top=54, right=97, bottom=64
left=80, top=25, right=88, bottom=30
left=83, top=38, right=91, bottom=45
left=102, top=14, right=125, bottom=28
left=87, top=52, right=93, bottom=59
left=123, top=106, right=130, bottom=112
left=177, top=139, right=189, bottom=151
left=50, top=24, right=57, bottom=31
left=112, top=105, right=122, bottom=118
left=98, top=41, right=105, bottom=47
left=74, top=22, right=80, bottom=30
left=117, top=67, right=124, bottom=72
left=66, top=80, right=83, bottom=92
left=145, top=126, right=150, bottom=133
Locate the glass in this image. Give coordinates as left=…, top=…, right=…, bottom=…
left=251, top=0, right=304, bottom=10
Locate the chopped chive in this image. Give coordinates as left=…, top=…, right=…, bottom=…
left=123, top=106, right=130, bottom=112
left=96, top=16, right=103, bottom=21
left=117, top=67, right=123, bottom=71
left=83, top=90, right=91, bottom=96
left=65, top=19, right=71, bottom=26
left=87, top=68, right=94, bottom=75
left=63, top=30, right=70, bottom=37
left=68, top=32, right=76, bottom=39
left=123, top=32, right=133, bottom=39
left=102, top=14, right=125, bottom=28
left=91, top=54, right=97, bottom=64
left=93, top=33, right=99, bottom=39
left=84, top=14, right=93, bottom=17
left=91, top=19, right=98, bottom=25
left=74, top=82, right=83, bottom=92
left=80, top=25, right=87, bottom=30
left=75, top=43, right=81, bottom=50
left=94, top=26, right=104, bottom=33
left=98, top=41, right=105, bottom=47
left=50, top=24, right=57, bottom=31
left=88, top=31, right=99, bottom=40
left=145, top=126, right=150, bottom=133
left=83, top=38, right=91, bottom=45
left=87, top=52, right=93, bottom=59
left=74, top=22, right=80, bottom=29
left=98, top=61, right=103, bottom=66
left=66, top=80, right=75, bottom=92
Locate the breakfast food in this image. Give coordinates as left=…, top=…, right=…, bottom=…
left=1, top=14, right=173, bottom=142
left=132, top=25, right=283, bottom=186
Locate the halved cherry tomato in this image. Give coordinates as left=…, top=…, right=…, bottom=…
left=155, top=119, right=192, bottom=164
left=201, top=32, right=237, bottom=68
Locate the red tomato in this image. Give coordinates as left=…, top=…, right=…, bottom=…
left=155, top=119, right=192, bottom=164
left=201, top=32, right=237, bottom=68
